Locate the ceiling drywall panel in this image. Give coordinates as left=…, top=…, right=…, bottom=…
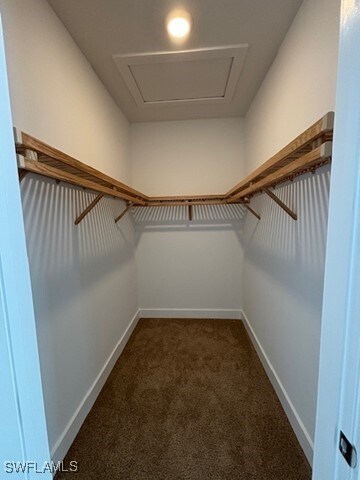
left=47, top=0, right=303, bottom=122
left=113, top=45, right=247, bottom=107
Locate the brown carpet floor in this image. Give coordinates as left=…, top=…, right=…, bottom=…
left=57, top=319, right=311, bottom=480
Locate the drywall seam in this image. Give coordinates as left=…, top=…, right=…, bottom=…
left=241, top=309, right=314, bottom=465
left=139, top=308, right=242, bottom=319
left=51, top=309, right=140, bottom=463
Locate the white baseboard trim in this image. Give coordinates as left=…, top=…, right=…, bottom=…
left=139, top=308, right=243, bottom=320
left=51, top=309, right=140, bottom=464
left=241, top=309, right=314, bottom=465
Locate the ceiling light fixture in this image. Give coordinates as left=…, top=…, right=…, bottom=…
left=166, top=10, right=192, bottom=40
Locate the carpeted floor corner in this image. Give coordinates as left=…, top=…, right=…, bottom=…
left=57, top=318, right=311, bottom=479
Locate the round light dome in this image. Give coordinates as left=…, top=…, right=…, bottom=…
left=166, top=10, right=192, bottom=40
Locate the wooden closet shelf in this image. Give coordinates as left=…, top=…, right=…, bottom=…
left=15, top=111, right=334, bottom=223
left=16, top=130, right=148, bottom=203
left=229, top=141, right=333, bottom=201
left=19, top=158, right=146, bottom=205
left=226, top=111, right=334, bottom=199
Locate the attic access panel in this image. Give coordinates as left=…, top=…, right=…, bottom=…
left=113, top=45, right=248, bottom=108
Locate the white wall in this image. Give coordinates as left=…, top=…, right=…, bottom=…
left=1, top=0, right=130, bottom=182
left=131, top=118, right=244, bottom=195
left=131, top=118, right=245, bottom=314
left=245, top=0, right=340, bottom=174
left=0, top=0, right=138, bottom=462
left=242, top=0, right=340, bottom=463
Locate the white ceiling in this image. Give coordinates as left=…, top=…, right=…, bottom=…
left=47, top=0, right=302, bottom=123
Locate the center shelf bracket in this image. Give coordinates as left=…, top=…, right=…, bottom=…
left=188, top=205, right=193, bottom=221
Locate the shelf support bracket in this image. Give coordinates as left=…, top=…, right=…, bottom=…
left=115, top=203, right=133, bottom=223
left=75, top=193, right=104, bottom=225
left=15, top=128, right=36, bottom=184
left=264, top=187, right=297, bottom=220
left=243, top=203, right=261, bottom=220
left=16, top=151, right=30, bottom=183
left=18, top=170, right=29, bottom=182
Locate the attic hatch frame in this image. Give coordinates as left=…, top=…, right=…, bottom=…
left=14, top=112, right=334, bottom=225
